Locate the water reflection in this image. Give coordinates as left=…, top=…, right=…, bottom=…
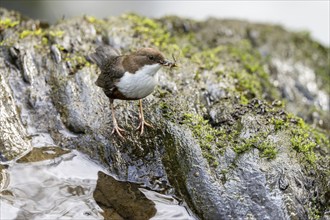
left=0, top=148, right=195, bottom=220
left=1, top=150, right=103, bottom=219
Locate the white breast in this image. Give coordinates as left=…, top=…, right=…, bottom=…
left=116, top=64, right=161, bottom=99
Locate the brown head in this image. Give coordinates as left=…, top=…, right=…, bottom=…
left=134, top=48, right=166, bottom=65
left=123, top=48, right=175, bottom=73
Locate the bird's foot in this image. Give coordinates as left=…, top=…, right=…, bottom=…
left=111, top=124, right=126, bottom=138
left=136, top=119, right=154, bottom=135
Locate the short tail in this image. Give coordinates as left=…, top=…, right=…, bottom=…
left=86, top=46, right=121, bottom=68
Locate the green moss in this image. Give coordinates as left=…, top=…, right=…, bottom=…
left=55, top=44, right=66, bottom=51
left=20, top=29, right=43, bottom=39
left=240, top=95, right=249, bottom=105
left=188, top=40, right=278, bottom=102
left=73, top=55, right=91, bottom=67
left=182, top=113, right=221, bottom=167
left=271, top=117, right=288, bottom=131
left=84, top=15, right=106, bottom=29
left=158, top=100, right=175, bottom=120
left=193, top=70, right=201, bottom=81
left=0, top=18, right=19, bottom=29
left=48, top=30, right=64, bottom=38
left=231, top=69, right=262, bottom=99
left=19, top=28, right=65, bottom=48
left=191, top=46, right=223, bottom=70
left=272, top=113, right=329, bottom=165
left=229, top=40, right=262, bottom=73
left=41, top=37, right=48, bottom=45
left=156, top=88, right=169, bottom=98
left=220, top=169, right=228, bottom=184
left=234, top=136, right=256, bottom=153
left=233, top=130, right=278, bottom=160
left=228, top=40, right=279, bottom=101
left=308, top=207, right=321, bottom=220
left=290, top=128, right=317, bottom=163
left=258, top=141, right=277, bottom=159
left=64, top=55, right=91, bottom=73
left=84, top=16, right=98, bottom=23
left=123, top=13, right=179, bottom=53
left=312, top=129, right=329, bottom=145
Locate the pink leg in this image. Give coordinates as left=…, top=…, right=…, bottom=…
left=136, top=99, right=154, bottom=135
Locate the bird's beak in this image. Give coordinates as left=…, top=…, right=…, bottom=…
left=159, top=60, right=177, bottom=67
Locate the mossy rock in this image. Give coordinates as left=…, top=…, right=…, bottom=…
left=0, top=8, right=329, bottom=220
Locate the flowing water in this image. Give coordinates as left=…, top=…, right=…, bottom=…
left=0, top=149, right=195, bottom=220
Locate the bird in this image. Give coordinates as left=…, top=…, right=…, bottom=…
left=88, top=46, right=176, bottom=138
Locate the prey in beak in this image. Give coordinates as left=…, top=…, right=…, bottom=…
left=159, top=54, right=178, bottom=68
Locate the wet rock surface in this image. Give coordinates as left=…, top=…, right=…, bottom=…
left=1, top=8, right=329, bottom=220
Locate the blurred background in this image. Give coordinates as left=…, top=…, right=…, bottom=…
left=1, top=0, right=329, bottom=46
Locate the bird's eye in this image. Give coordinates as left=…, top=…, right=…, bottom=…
left=148, top=56, right=154, bottom=60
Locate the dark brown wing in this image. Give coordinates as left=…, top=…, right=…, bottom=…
left=94, top=56, right=124, bottom=88
left=87, top=46, right=120, bottom=67
left=88, top=46, right=125, bottom=97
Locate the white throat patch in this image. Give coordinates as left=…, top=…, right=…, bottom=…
left=116, top=64, right=161, bottom=99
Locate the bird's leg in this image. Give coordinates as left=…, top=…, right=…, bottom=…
left=136, top=99, right=154, bottom=135
left=110, top=99, right=125, bottom=138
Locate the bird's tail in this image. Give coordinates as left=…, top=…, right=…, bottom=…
left=86, top=46, right=121, bottom=68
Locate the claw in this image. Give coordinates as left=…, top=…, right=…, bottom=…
left=136, top=119, right=154, bottom=135
left=110, top=99, right=126, bottom=139
left=111, top=124, right=125, bottom=139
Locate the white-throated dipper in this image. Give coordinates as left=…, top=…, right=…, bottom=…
left=88, top=46, right=176, bottom=138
